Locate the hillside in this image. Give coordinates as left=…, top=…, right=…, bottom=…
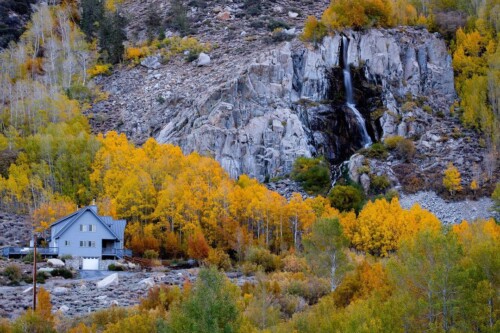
left=0, top=0, right=499, bottom=332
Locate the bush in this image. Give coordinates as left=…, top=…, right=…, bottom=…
left=245, top=247, right=281, bottom=273
left=282, top=254, right=309, bottom=273
left=143, top=249, right=159, bottom=259
left=88, top=64, right=112, bottom=77
left=370, top=174, right=391, bottom=193
left=22, top=251, right=42, bottom=264
left=301, top=16, right=327, bottom=45
left=36, top=271, right=47, bottom=284
left=267, top=19, right=290, bottom=31
left=360, top=142, right=388, bottom=159
left=4, top=264, right=22, bottom=284
left=139, top=285, right=182, bottom=312
left=50, top=268, right=73, bottom=279
left=322, top=0, right=393, bottom=29
left=108, top=263, right=123, bottom=271
left=206, top=248, right=231, bottom=271
left=328, top=184, right=365, bottom=213
left=291, top=156, right=331, bottom=195
left=271, top=28, right=294, bottom=43
left=241, top=262, right=260, bottom=276
left=383, top=135, right=404, bottom=150
left=395, top=139, right=416, bottom=162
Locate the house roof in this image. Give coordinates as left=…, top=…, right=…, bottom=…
left=51, top=206, right=121, bottom=240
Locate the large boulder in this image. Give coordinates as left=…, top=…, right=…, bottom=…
left=52, top=287, right=69, bottom=295
left=47, top=258, right=65, bottom=268
left=141, top=56, right=161, bottom=70
left=197, top=53, right=211, bottom=66
left=97, top=273, right=119, bottom=289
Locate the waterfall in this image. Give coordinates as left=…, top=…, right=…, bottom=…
left=342, top=36, right=372, bottom=148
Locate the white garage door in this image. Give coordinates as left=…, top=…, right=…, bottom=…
left=82, top=258, right=99, bottom=270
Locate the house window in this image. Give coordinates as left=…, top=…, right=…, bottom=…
left=89, top=224, right=96, bottom=232
left=64, top=240, right=70, bottom=246
left=80, top=241, right=95, bottom=248
left=80, top=224, right=87, bottom=232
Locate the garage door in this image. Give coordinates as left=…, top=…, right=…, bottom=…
left=82, top=258, right=99, bottom=270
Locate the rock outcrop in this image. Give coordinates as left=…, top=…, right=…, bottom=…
left=96, top=28, right=453, bottom=181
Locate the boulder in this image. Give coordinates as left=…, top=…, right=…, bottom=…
left=360, top=173, right=371, bottom=193
left=138, top=278, right=155, bottom=288
left=52, top=287, right=69, bottom=295
left=216, top=11, right=231, bottom=21
left=47, top=258, right=65, bottom=267
left=38, top=267, right=54, bottom=273
left=59, top=305, right=70, bottom=312
left=288, top=11, right=299, bottom=18
left=96, top=273, right=119, bottom=289
left=197, top=53, right=211, bottom=66
left=23, top=286, right=33, bottom=294
left=140, top=56, right=161, bottom=70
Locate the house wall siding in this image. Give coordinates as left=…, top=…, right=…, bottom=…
left=57, top=211, right=117, bottom=258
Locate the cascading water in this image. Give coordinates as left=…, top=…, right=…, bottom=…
left=341, top=36, right=372, bottom=148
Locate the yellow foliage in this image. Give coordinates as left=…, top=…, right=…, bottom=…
left=301, top=16, right=327, bottom=44
left=88, top=64, right=112, bottom=77
left=124, top=47, right=149, bottom=61
left=340, top=198, right=440, bottom=256
left=36, top=287, right=53, bottom=324
left=443, top=162, right=462, bottom=195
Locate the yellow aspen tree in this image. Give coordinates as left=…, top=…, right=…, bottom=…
left=443, top=163, right=462, bottom=196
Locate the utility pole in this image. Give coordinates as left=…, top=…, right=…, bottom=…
left=32, top=234, right=37, bottom=310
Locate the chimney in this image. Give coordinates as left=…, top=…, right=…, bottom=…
left=89, top=199, right=97, bottom=214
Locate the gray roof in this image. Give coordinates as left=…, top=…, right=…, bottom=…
left=51, top=206, right=125, bottom=240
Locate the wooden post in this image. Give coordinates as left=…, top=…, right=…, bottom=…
left=32, top=234, right=37, bottom=310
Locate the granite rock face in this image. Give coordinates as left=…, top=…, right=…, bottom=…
left=90, top=28, right=455, bottom=182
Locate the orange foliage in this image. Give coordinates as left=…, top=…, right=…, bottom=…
left=36, top=287, right=53, bottom=324
left=32, top=196, right=75, bottom=232
left=333, top=260, right=391, bottom=307
left=187, top=231, right=210, bottom=260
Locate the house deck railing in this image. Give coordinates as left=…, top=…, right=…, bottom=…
left=102, top=248, right=132, bottom=258
left=1, top=247, right=59, bottom=257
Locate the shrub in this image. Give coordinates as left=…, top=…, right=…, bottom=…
left=360, top=142, right=388, bottom=159
left=107, top=264, right=123, bottom=271
left=241, top=262, right=260, bottom=276
left=143, top=249, right=159, bottom=259
left=36, top=271, right=47, bottom=284
left=60, top=254, right=73, bottom=261
left=87, top=64, right=112, bottom=77
left=282, top=254, right=309, bottom=273
left=22, top=251, right=42, bottom=264
left=50, top=268, right=73, bottom=279
left=4, top=264, right=22, bottom=284
left=124, top=46, right=148, bottom=61
left=291, top=156, right=331, bottom=195
left=65, top=84, right=93, bottom=103
left=206, top=248, right=231, bottom=271
left=395, top=139, right=416, bottom=162
left=370, top=174, right=390, bottom=193
left=328, top=184, right=365, bottom=213
left=383, top=135, right=404, bottom=150
left=322, top=0, right=393, bottom=29
left=139, top=285, right=182, bottom=312
left=245, top=247, right=281, bottom=273
left=301, top=16, right=327, bottom=44
left=267, top=19, right=290, bottom=31
left=271, top=28, right=294, bottom=43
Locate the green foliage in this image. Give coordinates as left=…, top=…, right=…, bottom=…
left=360, top=143, right=388, bottom=159
left=395, top=138, right=416, bottom=162
left=98, top=11, right=127, bottom=64
left=370, top=174, right=390, bottom=193
left=107, top=264, right=124, bottom=271
left=245, top=247, right=281, bottom=273
left=328, top=184, right=365, bottom=213
left=50, top=268, right=73, bottom=279
left=166, top=0, right=191, bottom=36
left=291, top=157, right=331, bottom=195
left=36, top=271, right=47, bottom=284
left=492, top=183, right=500, bottom=214
left=165, top=267, right=241, bottom=333
left=383, top=135, right=405, bottom=150
left=81, top=0, right=105, bottom=39
left=303, top=218, right=348, bottom=291
left=143, top=249, right=159, bottom=259
left=3, top=265, right=22, bottom=285
left=22, top=251, right=42, bottom=264
left=267, top=19, right=290, bottom=31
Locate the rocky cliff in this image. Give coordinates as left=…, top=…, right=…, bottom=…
left=92, top=27, right=457, bottom=182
